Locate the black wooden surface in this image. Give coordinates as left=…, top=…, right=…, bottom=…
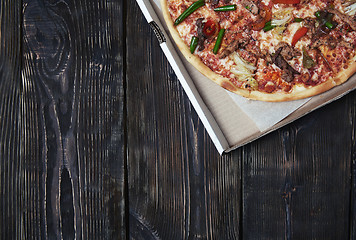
left=1, top=0, right=355, bottom=239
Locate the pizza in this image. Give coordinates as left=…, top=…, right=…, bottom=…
left=161, top=0, right=356, bottom=101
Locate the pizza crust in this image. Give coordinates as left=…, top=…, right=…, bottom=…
left=160, top=0, right=356, bottom=102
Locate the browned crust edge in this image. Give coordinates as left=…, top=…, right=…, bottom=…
left=160, top=0, right=356, bottom=102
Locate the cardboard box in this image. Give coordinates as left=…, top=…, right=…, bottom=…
left=136, top=0, right=356, bottom=155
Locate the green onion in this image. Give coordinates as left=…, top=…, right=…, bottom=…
left=263, top=25, right=275, bottom=32
left=294, top=17, right=303, bottom=22
left=214, top=4, right=237, bottom=11
left=174, top=0, right=205, bottom=25
left=325, top=21, right=333, bottom=29
left=190, top=36, right=198, bottom=53
left=315, top=11, right=321, bottom=18
left=213, top=29, right=225, bottom=54
left=263, top=21, right=275, bottom=32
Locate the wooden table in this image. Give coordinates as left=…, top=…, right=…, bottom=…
left=1, top=0, right=356, bottom=239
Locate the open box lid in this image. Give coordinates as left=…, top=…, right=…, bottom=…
left=136, top=0, right=356, bottom=155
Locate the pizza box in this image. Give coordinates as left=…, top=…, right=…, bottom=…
left=136, top=0, right=356, bottom=155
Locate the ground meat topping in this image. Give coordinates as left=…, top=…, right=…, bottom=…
left=196, top=18, right=206, bottom=51
left=273, top=47, right=300, bottom=82
left=277, top=42, right=301, bottom=60
left=328, top=8, right=356, bottom=31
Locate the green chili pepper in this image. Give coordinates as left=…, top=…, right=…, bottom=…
left=302, top=47, right=316, bottom=69
left=294, top=17, right=303, bottom=22
left=190, top=36, right=199, bottom=53
left=174, top=0, right=205, bottom=25
left=315, top=11, right=321, bottom=18
left=325, top=21, right=333, bottom=29
left=213, top=29, right=225, bottom=54
left=214, top=4, right=237, bottom=11
left=263, top=21, right=275, bottom=32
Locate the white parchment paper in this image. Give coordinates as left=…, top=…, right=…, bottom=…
left=227, top=92, right=310, bottom=131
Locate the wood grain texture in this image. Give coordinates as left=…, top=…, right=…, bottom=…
left=0, top=0, right=24, bottom=239
left=126, top=2, right=241, bottom=239
left=242, top=97, right=353, bottom=240
left=21, top=0, right=125, bottom=239
left=349, top=91, right=356, bottom=240
left=2, top=0, right=356, bottom=238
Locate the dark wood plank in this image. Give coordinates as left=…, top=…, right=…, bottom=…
left=126, top=2, right=241, bottom=239
left=349, top=91, right=356, bottom=240
left=22, top=0, right=125, bottom=238
left=0, top=0, right=23, bottom=238
left=242, top=96, right=353, bottom=240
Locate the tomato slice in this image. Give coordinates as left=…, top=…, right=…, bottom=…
left=203, top=20, right=220, bottom=37
left=291, top=27, right=308, bottom=46
left=272, top=0, right=300, bottom=4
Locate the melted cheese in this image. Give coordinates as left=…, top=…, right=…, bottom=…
left=167, top=0, right=356, bottom=94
